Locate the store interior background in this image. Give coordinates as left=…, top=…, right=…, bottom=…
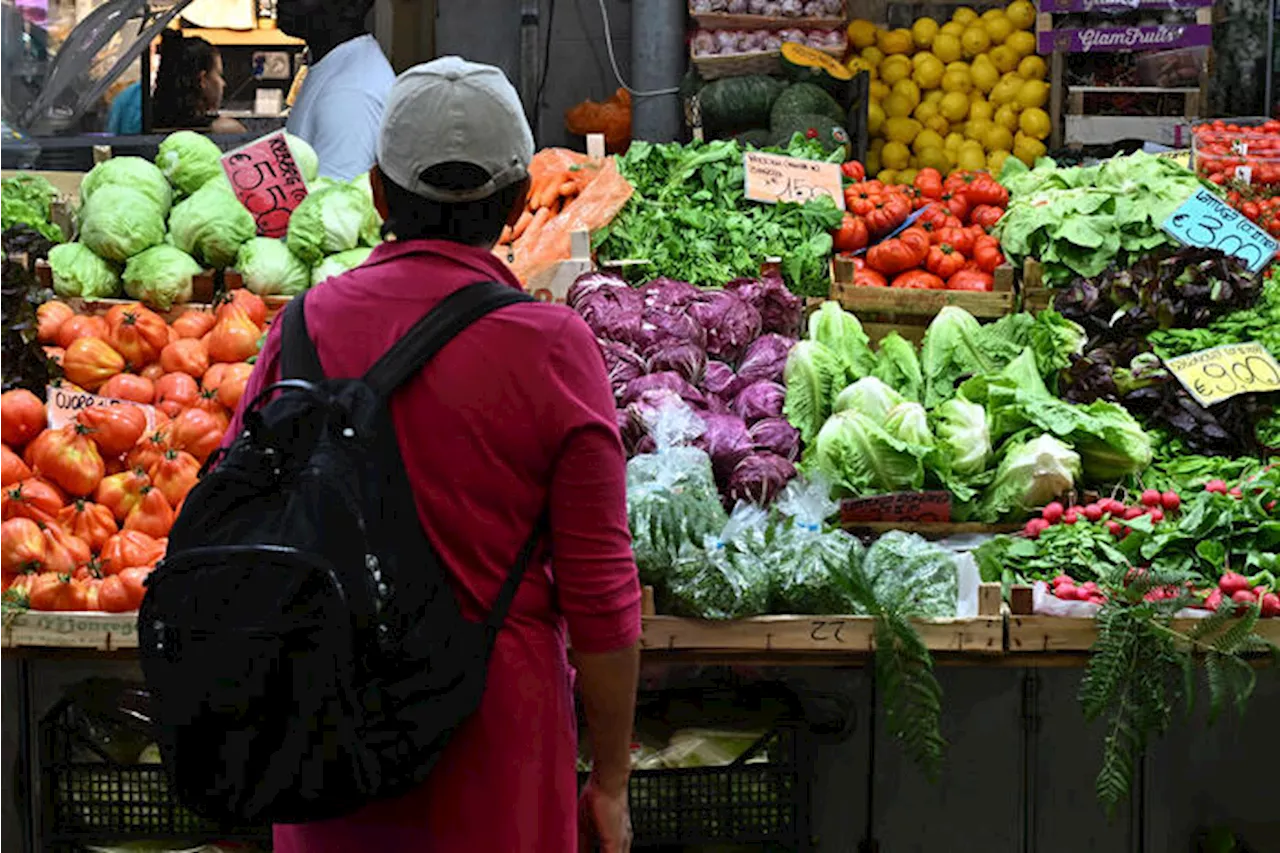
left=3, top=0, right=1279, bottom=849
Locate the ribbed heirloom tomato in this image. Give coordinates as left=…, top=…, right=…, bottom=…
left=154, top=372, right=199, bottom=418
left=159, top=338, right=210, bottom=378
left=56, top=499, right=118, bottom=552
left=40, top=523, right=90, bottom=575
left=149, top=449, right=200, bottom=507
left=171, top=309, right=217, bottom=339
left=63, top=337, right=125, bottom=391
left=99, top=530, right=163, bottom=575
left=98, top=373, right=155, bottom=404
left=926, top=243, right=967, bottom=279
left=55, top=315, right=108, bottom=350
left=27, top=423, right=105, bottom=497
left=217, top=289, right=268, bottom=327
left=106, top=303, right=169, bottom=368
left=215, top=363, right=253, bottom=411
left=207, top=306, right=262, bottom=364
left=94, top=468, right=151, bottom=523
left=1, top=389, right=46, bottom=448
left=77, top=404, right=148, bottom=456
left=1, top=517, right=46, bottom=579
left=1, top=478, right=65, bottom=522
left=1, top=445, right=32, bottom=486
left=37, top=301, right=74, bottom=344
left=123, top=486, right=174, bottom=539
left=169, top=408, right=224, bottom=462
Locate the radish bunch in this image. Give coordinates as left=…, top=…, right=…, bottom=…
left=1023, top=489, right=1182, bottom=541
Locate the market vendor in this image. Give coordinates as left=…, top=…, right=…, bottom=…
left=277, top=0, right=394, bottom=181
left=226, top=57, right=642, bottom=852
left=107, top=31, right=244, bottom=135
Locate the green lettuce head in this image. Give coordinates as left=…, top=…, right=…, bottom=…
left=78, top=186, right=166, bottom=262
left=48, top=243, right=120, bottom=299
left=311, top=247, right=374, bottom=286
left=157, top=130, right=224, bottom=195
left=81, top=156, right=172, bottom=215
left=235, top=237, right=311, bottom=296
left=168, top=182, right=256, bottom=269
left=286, top=184, right=381, bottom=265
left=977, top=433, right=1080, bottom=522
left=123, top=245, right=202, bottom=310
left=285, top=133, right=319, bottom=183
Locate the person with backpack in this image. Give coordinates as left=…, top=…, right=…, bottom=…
left=140, top=57, right=641, bottom=852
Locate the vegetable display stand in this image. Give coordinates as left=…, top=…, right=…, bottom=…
left=689, top=0, right=845, bottom=32
left=1036, top=3, right=1215, bottom=150
left=32, top=259, right=264, bottom=312
left=829, top=256, right=1016, bottom=344
left=691, top=41, right=846, bottom=82
left=3, top=611, right=140, bottom=652
left=1018, top=256, right=1050, bottom=313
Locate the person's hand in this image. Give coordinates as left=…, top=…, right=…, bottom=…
left=578, top=774, right=632, bottom=853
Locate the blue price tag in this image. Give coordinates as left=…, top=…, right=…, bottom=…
left=1162, top=188, right=1278, bottom=274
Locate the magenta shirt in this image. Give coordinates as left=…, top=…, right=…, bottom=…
left=224, top=239, right=641, bottom=851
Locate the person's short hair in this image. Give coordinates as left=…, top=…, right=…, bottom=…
left=380, top=162, right=525, bottom=247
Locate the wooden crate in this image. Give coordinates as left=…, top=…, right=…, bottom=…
left=1018, top=256, right=1051, bottom=313
left=2, top=611, right=138, bottom=651
left=1008, top=614, right=1280, bottom=653
left=691, top=42, right=845, bottom=81
left=34, top=259, right=250, bottom=308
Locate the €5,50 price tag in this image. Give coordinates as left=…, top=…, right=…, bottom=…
left=1162, top=187, right=1278, bottom=274
left=1164, top=342, right=1280, bottom=407
left=220, top=130, right=309, bottom=239
left=743, top=151, right=845, bottom=210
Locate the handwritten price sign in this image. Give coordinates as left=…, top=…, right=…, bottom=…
left=220, top=131, right=309, bottom=239
left=1162, top=188, right=1278, bottom=273
left=1164, top=342, right=1280, bottom=407
left=743, top=151, right=844, bottom=210
left=45, top=386, right=156, bottom=431
left=840, top=491, right=952, bottom=524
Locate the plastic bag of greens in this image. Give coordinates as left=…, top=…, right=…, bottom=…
left=862, top=530, right=960, bottom=619
left=666, top=503, right=772, bottom=620
left=626, top=401, right=726, bottom=590
left=768, top=477, right=864, bottom=615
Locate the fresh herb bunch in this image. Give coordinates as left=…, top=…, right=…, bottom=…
left=596, top=137, right=845, bottom=296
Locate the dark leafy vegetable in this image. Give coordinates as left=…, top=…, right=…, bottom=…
left=689, top=290, right=762, bottom=363
left=724, top=273, right=804, bottom=337
left=749, top=417, right=801, bottom=461
left=731, top=381, right=786, bottom=423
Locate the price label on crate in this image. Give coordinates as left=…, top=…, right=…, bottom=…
left=1162, top=187, right=1278, bottom=273
left=220, top=130, right=309, bottom=239
left=45, top=386, right=156, bottom=431
left=839, top=491, right=952, bottom=524
left=743, top=151, right=844, bottom=210
left=1164, top=343, right=1280, bottom=407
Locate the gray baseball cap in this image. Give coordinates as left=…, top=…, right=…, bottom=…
left=377, top=56, right=535, bottom=203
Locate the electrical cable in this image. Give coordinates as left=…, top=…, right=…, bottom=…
left=594, top=0, right=680, bottom=98
left=532, top=0, right=557, bottom=140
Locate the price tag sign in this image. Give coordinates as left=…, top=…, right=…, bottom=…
left=839, top=491, right=952, bottom=524
left=220, top=130, right=309, bottom=239
left=1162, top=187, right=1278, bottom=273
left=46, top=386, right=156, bottom=431
left=1164, top=342, right=1280, bottom=407
left=743, top=151, right=845, bottom=210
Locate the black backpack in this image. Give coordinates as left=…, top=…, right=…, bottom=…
left=138, top=281, right=540, bottom=825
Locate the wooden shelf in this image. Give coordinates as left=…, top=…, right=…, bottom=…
left=181, top=27, right=304, bottom=47
left=1009, top=614, right=1280, bottom=653
left=3, top=612, right=139, bottom=651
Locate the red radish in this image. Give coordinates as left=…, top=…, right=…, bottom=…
left=1087, top=595, right=1106, bottom=605
left=1205, top=479, right=1228, bottom=494
left=1140, top=489, right=1161, bottom=507
left=1262, top=593, right=1280, bottom=618
left=1231, top=589, right=1258, bottom=607
left=1106, top=521, right=1122, bottom=537
left=1147, top=508, right=1164, bottom=523
left=1062, top=509, right=1079, bottom=525
left=1229, top=487, right=1243, bottom=499
left=1123, top=506, right=1144, bottom=520
left=1160, top=491, right=1180, bottom=511
left=1024, top=518, right=1050, bottom=539
left=1041, top=502, right=1064, bottom=524
left=1056, top=584, right=1078, bottom=600
left=1204, top=589, right=1224, bottom=611
left=1219, top=572, right=1250, bottom=594
left=1083, top=504, right=1103, bottom=522
left=1052, top=574, right=1073, bottom=587
left=1081, top=581, right=1099, bottom=594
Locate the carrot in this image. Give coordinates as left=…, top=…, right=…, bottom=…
left=536, top=177, right=563, bottom=210
left=520, top=206, right=553, bottom=247
left=510, top=209, right=534, bottom=241
left=558, top=180, right=578, bottom=198
left=498, top=224, right=513, bottom=245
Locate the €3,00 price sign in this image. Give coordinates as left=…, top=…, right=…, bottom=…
left=1162, top=187, right=1278, bottom=274
left=220, top=131, right=309, bottom=239
left=1164, top=342, right=1280, bottom=408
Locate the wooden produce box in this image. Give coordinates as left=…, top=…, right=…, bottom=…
left=2, top=611, right=138, bottom=651
left=35, top=258, right=249, bottom=308
left=1018, top=257, right=1051, bottom=314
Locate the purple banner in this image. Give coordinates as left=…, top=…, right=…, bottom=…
left=1039, top=23, right=1212, bottom=54
left=1039, top=0, right=1213, bottom=11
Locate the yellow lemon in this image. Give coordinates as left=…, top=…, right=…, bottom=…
left=924, top=89, right=945, bottom=105
left=867, top=101, right=886, bottom=134
left=944, top=132, right=965, bottom=153
left=912, top=17, right=939, bottom=49
left=925, top=115, right=951, bottom=135
left=877, top=169, right=898, bottom=184
left=932, top=32, right=963, bottom=63
left=846, top=57, right=870, bottom=75
left=985, top=124, right=1014, bottom=153
left=912, top=128, right=946, bottom=154
left=880, top=54, right=913, bottom=85
left=994, top=103, right=1020, bottom=132
left=878, top=28, right=914, bottom=55
left=1018, top=55, right=1047, bottom=80
left=914, top=100, right=939, bottom=123
left=865, top=148, right=882, bottom=177
left=941, top=68, right=973, bottom=95
left=946, top=60, right=971, bottom=74
left=966, top=117, right=994, bottom=143
left=870, top=80, right=891, bottom=101
left=940, top=20, right=966, bottom=39
left=884, top=91, right=914, bottom=118
left=1005, top=0, right=1036, bottom=30
left=983, top=13, right=1014, bottom=45
left=916, top=146, right=950, bottom=173
left=990, top=75, right=1023, bottom=106
left=1006, top=30, right=1036, bottom=58
left=957, top=142, right=987, bottom=171
left=989, top=45, right=1020, bottom=74
left=952, top=121, right=968, bottom=138
left=939, top=90, right=970, bottom=122
left=961, top=26, right=991, bottom=58
left=898, top=167, right=919, bottom=185
left=870, top=136, right=885, bottom=153
left=1013, top=131, right=1047, bottom=165
left=969, top=98, right=995, bottom=122
left=1016, top=79, right=1050, bottom=110
left=1019, top=106, right=1051, bottom=140
left=884, top=116, right=923, bottom=144
left=892, top=78, right=922, bottom=109
left=881, top=140, right=911, bottom=170
left=987, top=149, right=1010, bottom=175
left=951, top=6, right=979, bottom=26
left=861, top=45, right=886, bottom=68
left=847, top=19, right=879, bottom=50
left=913, top=56, right=945, bottom=89
left=970, top=57, right=1000, bottom=93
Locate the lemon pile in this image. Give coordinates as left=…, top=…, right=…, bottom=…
left=846, top=1, right=1050, bottom=185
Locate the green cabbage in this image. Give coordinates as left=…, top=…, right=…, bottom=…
left=168, top=182, right=255, bottom=269
left=808, top=409, right=928, bottom=496
left=123, top=245, right=201, bottom=310
left=156, top=131, right=224, bottom=196
left=78, top=186, right=166, bottom=262
left=285, top=184, right=381, bottom=265
left=832, top=376, right=905, bottom=426
left=976, top=433, right=1080, bottom=522
left=311, top=247, right=374, bottom=286
left=81, top=157, right=171, bottom=215
left=285, top=133, right=319, bottom=183
left=235, top=237, right=310, bottom=296
left=47, top=243, right=120, bottom=298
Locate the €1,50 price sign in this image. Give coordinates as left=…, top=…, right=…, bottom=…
left=1164, top=342, right=1280, bottom=407
left=1162, top=187, right=1278, bottom=274
left=743, top=151, right=845, bottom=210
left=220, top=130, right=309, bottom=239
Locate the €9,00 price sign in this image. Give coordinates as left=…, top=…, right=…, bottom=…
left=220, top=131, right=309, bottom=239
left=1164, top=342, right=1280, bottom=408
left=1162, top=187, right=1278, bottom=274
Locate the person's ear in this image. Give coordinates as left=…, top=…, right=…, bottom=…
left=370, top=166, right=390, bottom=221
left=506, top=178, right=530, bottom=228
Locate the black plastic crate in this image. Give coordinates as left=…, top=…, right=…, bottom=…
left=39, top=683, right=267, bottom=849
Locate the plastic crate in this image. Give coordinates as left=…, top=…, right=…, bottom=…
left=39, top=690, right=268, bottom=848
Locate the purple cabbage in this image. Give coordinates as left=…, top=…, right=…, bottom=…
left=638, top=277, right=707, bottom=312
left=646, top=340, right=706, bottom=386
left=567, top=271, right=630, bottom=311
left=634, top=306, right=706, bottom=353
left=748, top=418, right=800, bottom=461
left=735, top=334, right=795, bottom=384
left=725, top=452, right=797, bottom=506
left=731, top=381, right=786, bottom=423
left=724, top=272, right=803, bottom=337
left=621, top=372, right=706, bottom=409
left=703, top=360, right=742, bottom=401
left=598, top=339, right=647, bottom=399
left=697, top=412, right=754, bottom=485
left=689, top=290, right=762, bottom=364
left=577, top=285, right=645, bottom=344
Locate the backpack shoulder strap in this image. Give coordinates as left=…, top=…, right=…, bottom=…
left=279, top=292, right=326, bottom=382
left=362, top=281, right=534, bottom=398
